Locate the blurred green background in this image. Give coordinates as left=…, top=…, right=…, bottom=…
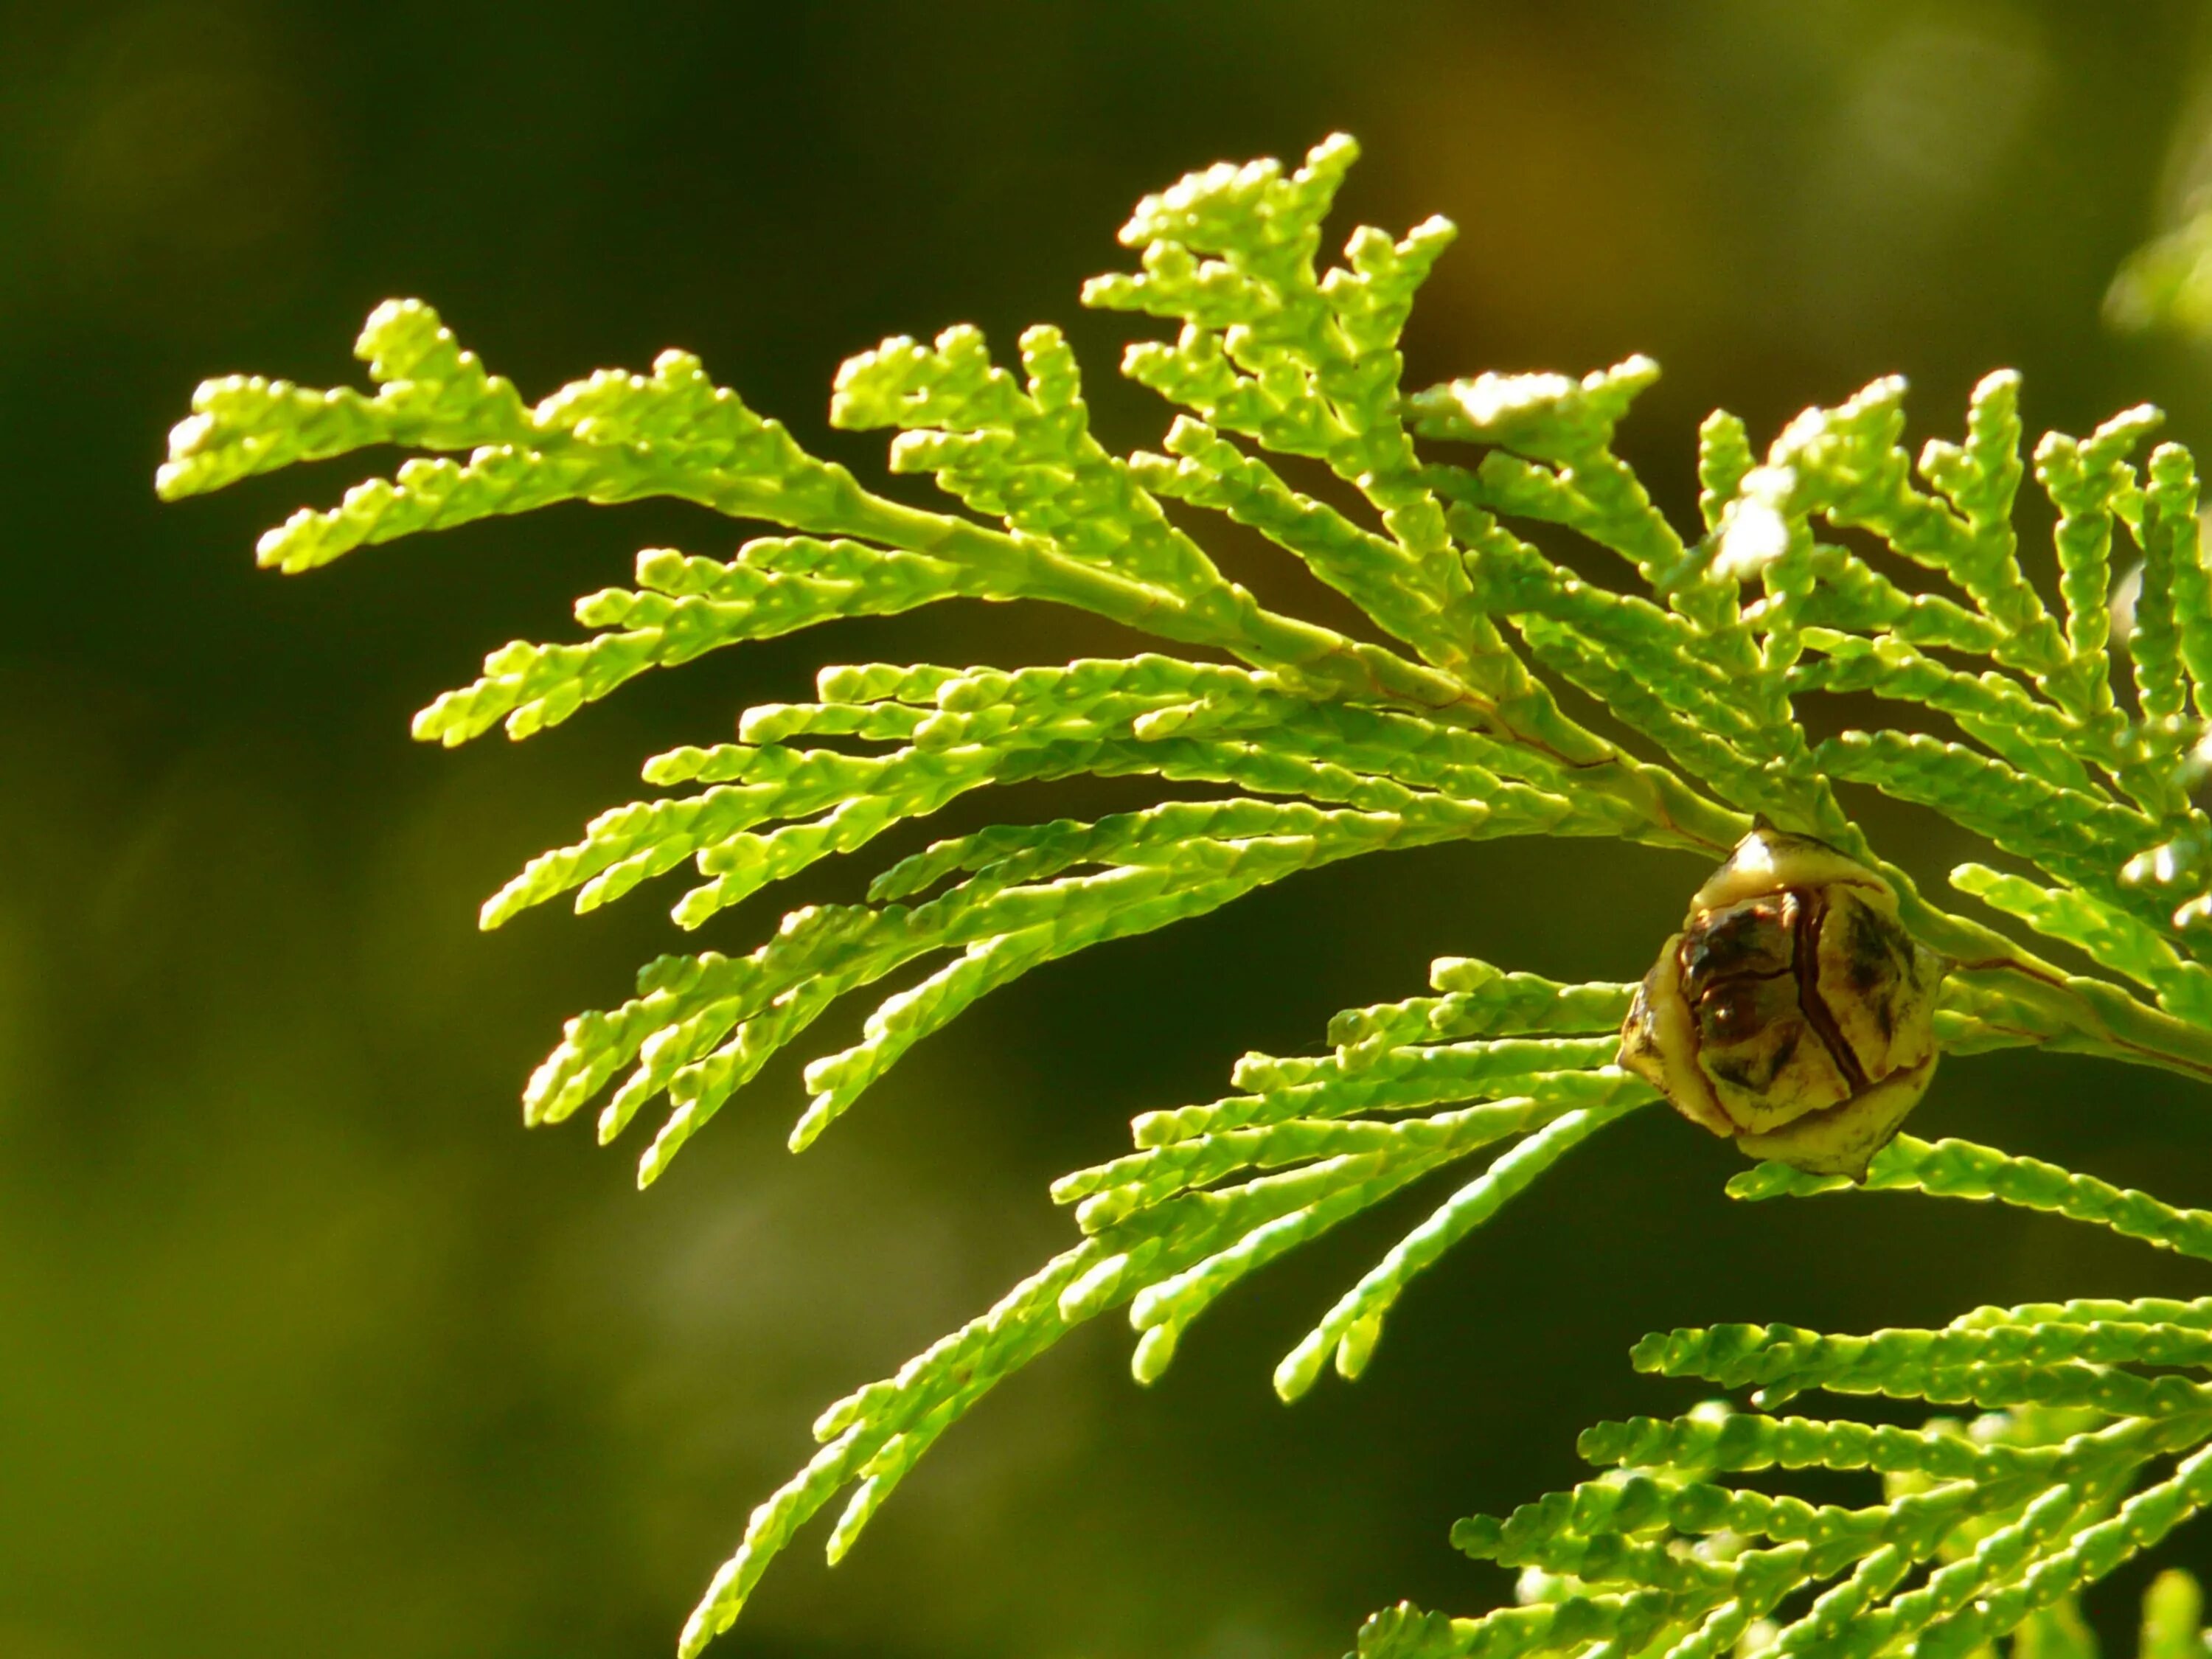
left=13, top=3, right=2212, bottom=1655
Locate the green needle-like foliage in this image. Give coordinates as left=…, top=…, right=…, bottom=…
left=164, top=136, right=2212, bottom=1656
left=1385, top=1135, right=2212, bottom=1659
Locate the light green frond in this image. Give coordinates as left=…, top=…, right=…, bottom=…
left=2132, top=447, right=2196, bottom=732
left=1798, top=543, right=2004, bottom=653
left=1819, top=729, right=2153, bottom=899
left=415, top=539, right=1009, bottom=745
left=1399, top=1343, right=2212, bottom=1659
left=1728, top=1134, right=2212, bottom=1262
left=167, top=133, right=2212, bottom=1659
left=1697, top=411, right=1753, bottom=534
left=1908, top=372, right=2038, bottom=638
left=2037, top=411, right=2160, bottom=715
left=157, top=297, right=532, bottom=498
left=1270, top=1102, right=1644, bottom=1401
left=2148, top=445, right=2212, bottom=726
left=665, top=956, right=1653, bottom=1652
left=1132, top=415, right=1484, bottom=668
left=1792, top=633, right=2093, bottom=792
left=1952, top=1295, right=2212, bottom=1333
left=1412, top=355, right=1686, bottom=594
left=1328, top=959, right=1637, bottom=1059
left=1952, top=863, right=2212, bottom=1023
left=164, top=303, right=869, bottom=575
left=1082, top=136, right=1482, bottom=682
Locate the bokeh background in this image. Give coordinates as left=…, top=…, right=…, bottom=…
left=12, top=3, right=2212, bottom=1655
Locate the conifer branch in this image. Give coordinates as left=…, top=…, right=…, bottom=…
left=166, top=133, right=2212, bottom=1658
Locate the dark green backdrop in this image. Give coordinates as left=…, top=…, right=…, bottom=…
left=10, top=4, right=2212, bottom=1655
